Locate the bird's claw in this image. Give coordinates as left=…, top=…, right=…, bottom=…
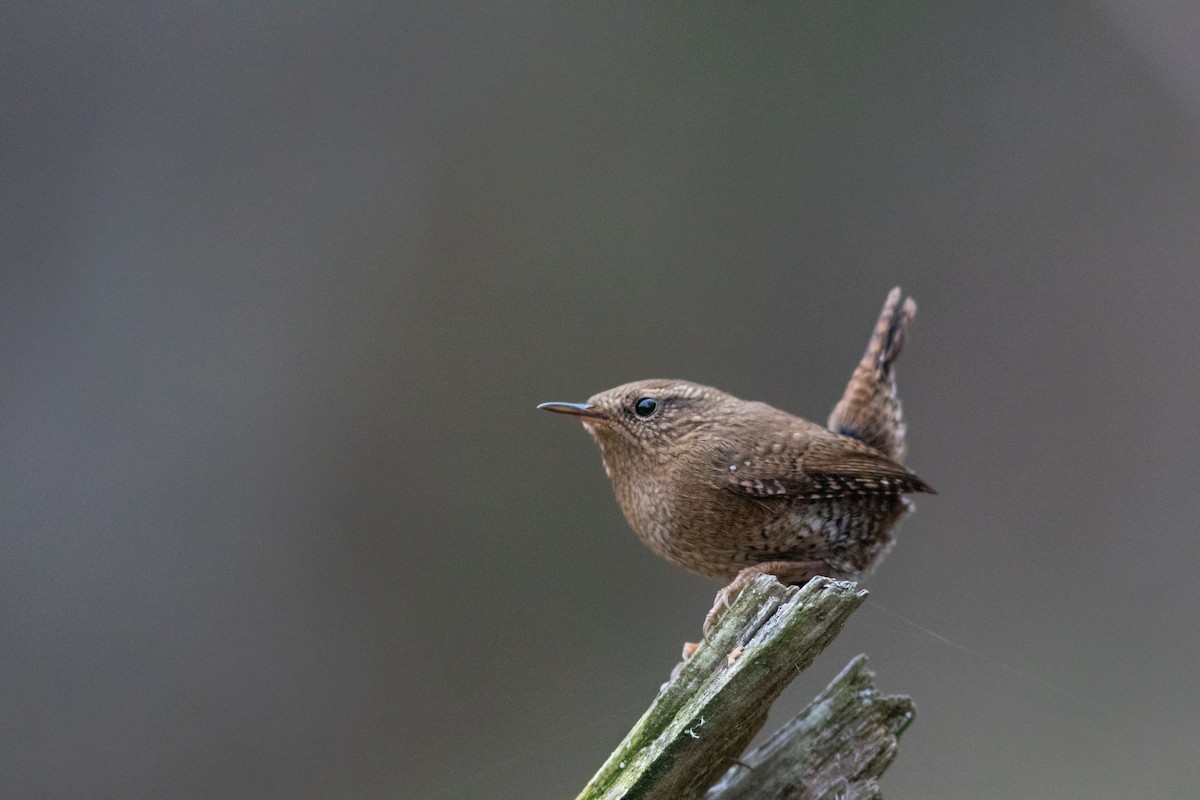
left=702, top=583, right=738, bottom=639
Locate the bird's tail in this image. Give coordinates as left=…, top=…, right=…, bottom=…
left=827, top=287, right=917, bottom=463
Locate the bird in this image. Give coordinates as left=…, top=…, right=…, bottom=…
left=538, top=288, right=933, bottom=633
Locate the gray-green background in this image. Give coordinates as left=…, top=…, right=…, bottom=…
left=3, top=4, right=1198, bottom=798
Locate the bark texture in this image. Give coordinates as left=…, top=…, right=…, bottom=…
left=577, top=575, right=913, bottom=800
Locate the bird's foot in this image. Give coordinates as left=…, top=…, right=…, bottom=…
left=702, top=571, right=755, bottom=638
left=702, top=560, right=830, bottom=639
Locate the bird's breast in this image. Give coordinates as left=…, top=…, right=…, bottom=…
left=609, top=468, right=778, bottom=579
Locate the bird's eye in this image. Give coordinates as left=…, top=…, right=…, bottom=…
left=633, top=397, right=659, bottom=418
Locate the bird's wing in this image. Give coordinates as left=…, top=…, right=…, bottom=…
left=722, top=433, right=934, bottom=499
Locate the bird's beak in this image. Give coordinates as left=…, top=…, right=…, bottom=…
left=537, top=401, right=607, bottom=419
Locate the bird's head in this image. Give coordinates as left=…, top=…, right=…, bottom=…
left=539, top=379, right=732, bottom=472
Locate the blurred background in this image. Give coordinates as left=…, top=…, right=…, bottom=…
left=2, top=3, right=1198, bottom=798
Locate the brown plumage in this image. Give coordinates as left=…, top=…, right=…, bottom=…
left=539, top=288, right=932, bottom=631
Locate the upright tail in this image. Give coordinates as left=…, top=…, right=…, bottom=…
left=828, top=287, right=917, bottom=463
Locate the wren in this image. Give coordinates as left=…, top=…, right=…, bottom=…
left=539, top=288, right=933, bottom=632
